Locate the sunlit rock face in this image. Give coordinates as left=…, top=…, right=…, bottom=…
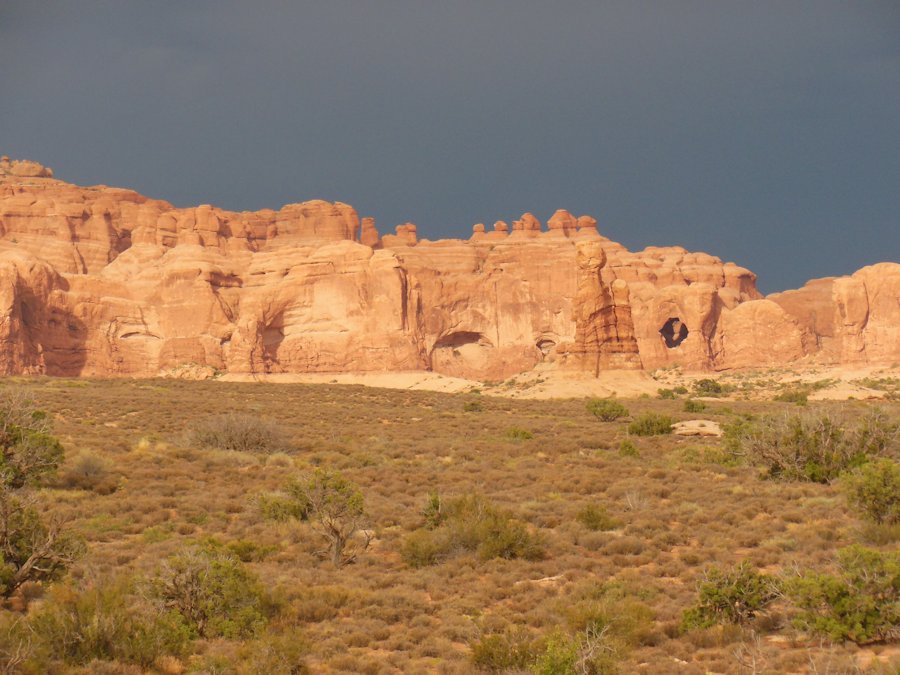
left=1, top=158, right=897, bottom=378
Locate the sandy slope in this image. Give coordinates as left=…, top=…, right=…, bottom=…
left=217, top=363, right=898, bottom=401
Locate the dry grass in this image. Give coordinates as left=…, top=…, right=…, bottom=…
left=2, top=377, right=898, bottom=673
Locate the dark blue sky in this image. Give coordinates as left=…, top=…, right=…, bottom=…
left=2, top=1, right=898, bottom=292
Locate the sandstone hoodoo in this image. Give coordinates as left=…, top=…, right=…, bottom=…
left=1, top=158, right=897, bottom=379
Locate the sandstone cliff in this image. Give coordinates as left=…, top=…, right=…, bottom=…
left=1, top=157, right=897, bottom=379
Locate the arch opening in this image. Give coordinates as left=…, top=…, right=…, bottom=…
left=660, top=317, right=688, bottom=348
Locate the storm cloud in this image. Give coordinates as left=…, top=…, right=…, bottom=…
left=2, top=1, right=898, bottom=291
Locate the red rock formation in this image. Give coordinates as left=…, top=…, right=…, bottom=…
left=768, top=263, right=900, bottom=366
left=564, top=241, right=641, bottom=375
left=0, top=158, right=897, bottom=379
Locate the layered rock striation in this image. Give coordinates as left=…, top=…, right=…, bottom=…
left=1, top=158, right=897, bottom=379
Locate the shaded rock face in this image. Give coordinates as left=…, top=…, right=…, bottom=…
left=0, top=160, right=897, bottom=379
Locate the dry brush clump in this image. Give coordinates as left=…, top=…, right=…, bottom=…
left=27, top=576, right=192, bottom=669
left=729, top=408, right=898, bottom=482
left=188, top=413, right=292, bottom=454
left=402, top=494, right=546, bottom=567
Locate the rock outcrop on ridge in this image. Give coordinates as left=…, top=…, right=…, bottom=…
left=1, top=157, right=897, bottom=379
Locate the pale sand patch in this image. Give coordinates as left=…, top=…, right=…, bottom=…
left=215, top=363, right=896, bottom=401
left=219, top=365, right=660, bottom=399
left=219, top=370, right=476, bottom=393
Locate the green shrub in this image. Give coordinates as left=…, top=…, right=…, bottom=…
left=842, top=458, right=900, bottom=525
left=475, top=512, right=545, bottom=561
left=505, top=427, right=534, bottom=441
left=401, top=530, right=445, bottom=568
left=618, top=439, right=639, bottom=457
left=628, top=413, right=674, bottom=436
left=587, top=398, right=629, bottom=422
left=0, top=389, right=65, bottom=488
left=732, top=409, right=897, bottom=482
left=189, top=413, right=290, bottom=454
left=463, top=399, right=483, bottom=413
left=560, top=583, right=654, bottom=666
left=30, top=577, right=191, bottom=668
left=722, top=415, right=754, bottom=456
left=256, top=476, right=311, bottom=522
left=774, top=388, right=809, bottom=405
left=682, top=561, right=780, bottom=629
left=673, top=386, right=689, bottom=395
left=154, top=545, right=268, bottom=639
left=576, top=504, right=622, bottom=531
left=402, top=495, right=545, bottom=566
left=786, top=545, right=898, bottom=644
left=470, top=626, right=536, bottom=671
left=692, top=379, right=726, bottom=397
left=683, top=399, right=706, bottom=414
left=531, top=629, right=579, bottom=675
left=657, top=388, right=677, bottom=400
left=257, top=491, right=309, bottom=522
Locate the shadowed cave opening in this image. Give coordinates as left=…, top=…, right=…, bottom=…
left=430, top=331, right=494, bottom=378
left=432, top=331, right=487, bottom=354
left=536, top=338, right=556, bottom=360
left=660, top=317, right=688, bottom=348
left=262, top=314, right=285, bottom=366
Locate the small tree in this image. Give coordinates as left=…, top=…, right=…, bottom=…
left=0, top=391, right=80, bottom=597
left=155, top=545, right=267, bottom=639
left=299, top=469, right=371, bottom=567
left=0, top=489, right=83, bottom=597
